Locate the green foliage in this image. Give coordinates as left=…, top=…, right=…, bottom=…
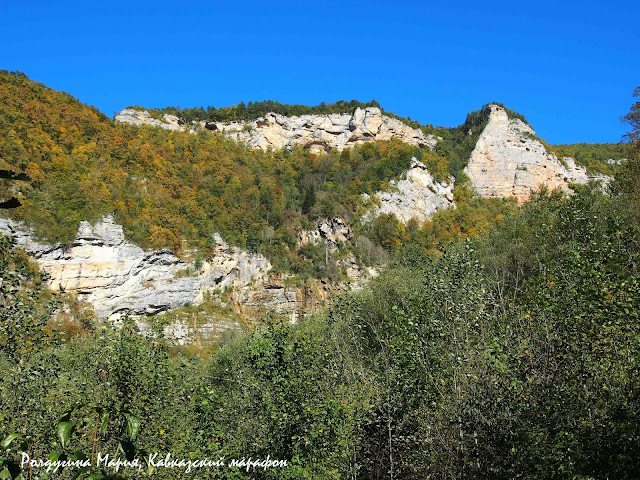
left=551, top=142, right=630, bottom=175
left=326, top=186, right=640, bottom=478
left=612, top=86, right=640, bottom=215
left=156, top=99, right=383, bottom=124
left=419, top=148, right=451, bottom=182
left=0, top=234, right=59, bottom=359
left=0, top=317, right=198, bottom=479
left=432, top=104, right=492, bottom=177
left=2, top=180, right=639, bottom=480
left=370, top=213, right=406, bottom=250
left=622, top=85, right=640, bottom=146
left=396, top=189, right=517, bottom=256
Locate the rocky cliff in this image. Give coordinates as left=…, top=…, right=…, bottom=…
left=0, top=216, right=272, bottom=320
left=297, top=216, right=355, bottom=247
left=364, top=157, right=455, bottom=224
left=116, top=107, right=437, bottom=153
left=114, top=108, right=188, bottom=132
left=0, top=216, right=371, bottom=342
left=464, top=105, right=591, bottom=203
left=204, top=107, right=439, bottom=153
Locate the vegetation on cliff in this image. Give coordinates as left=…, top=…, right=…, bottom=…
left=0, top=70, right=511, bottom=282
left=550, top=142, right=631, bottom=175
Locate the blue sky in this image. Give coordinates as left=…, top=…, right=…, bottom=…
left=2, top=0, right=638, bottom=143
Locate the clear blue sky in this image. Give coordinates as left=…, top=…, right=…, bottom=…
left=2, top=0, right=638, bottom=144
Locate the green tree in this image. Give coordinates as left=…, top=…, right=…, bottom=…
left=301, top=184, right=315, bottom=215
left=371, top=213, right=405, bottom=250
left=613, top=85, right=640, bottom=221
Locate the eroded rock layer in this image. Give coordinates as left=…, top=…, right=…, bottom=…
left=0, top=216, right=271, bottom=320
left=0, top=216, right=373, bottom=341
left=205, top=107, right=438, bottom=153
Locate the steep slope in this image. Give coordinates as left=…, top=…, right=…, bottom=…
left=464, top=104, right=591, bottom=203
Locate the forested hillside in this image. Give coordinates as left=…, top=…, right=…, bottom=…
left=550, top=142, right=631, bottom=175
left=0, top=70, right=514, bottom=280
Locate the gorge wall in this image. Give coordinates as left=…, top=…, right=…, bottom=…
left=0, top=216, right=271, bottom=318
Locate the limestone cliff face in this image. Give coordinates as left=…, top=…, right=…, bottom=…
left=364, top=158, right=455, bottom=224
left=114, top=109, right=187, bottom=132
left=0, top=216, right=271, bottom=320
left=464, top=105, right=590, bottom=203
left=204, top=107, right=438, bottom=153
left=115, top=107, right=437, bottom=153
left=0, top=216, right=374, bottom=342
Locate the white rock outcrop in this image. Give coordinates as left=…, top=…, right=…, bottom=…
left=114, top=109, right=187, bottom=132
left=365, top=157, right=455, bottom=224
left=464, top=105, right=591, bottom=203
left=0, top=216, right=271, bottom=320
left=297, top=217, right=355, bottom=247
left=204, top=107, right=438, bottom=153
left=115, top=107, right=437, bottom=153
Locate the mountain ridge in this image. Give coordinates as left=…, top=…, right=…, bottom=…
left=0, top=70, right=629, bottom=326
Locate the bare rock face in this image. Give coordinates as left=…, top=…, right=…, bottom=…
left=232, top=273, right=300, bottom=322
left=0, top=216, right=374, bottom=339
left=298, top=217, right=355, bottom=247
left=114, top=109, right=187, bottom=132
left=203, top=107, right=437, bottom=153
left=0, top=216, right=271, bottom=320
left=114, top=107, right=436, bottom=152
left=464, top=105, right=590, bottom=203
left=365, top=157, right=455, bottom=224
